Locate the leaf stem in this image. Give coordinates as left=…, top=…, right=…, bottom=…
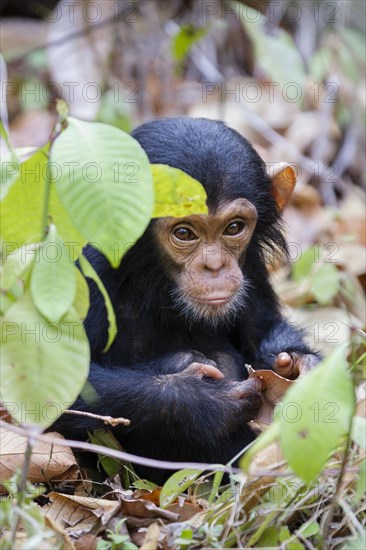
left=40, top=164, right=52, bottom=240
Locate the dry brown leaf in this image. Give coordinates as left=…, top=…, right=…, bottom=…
left=134, top=487, right=162, bottom=506
left=291, top=184, right=322, bottom=210
left=0, top=405, right=12, bottom=423
left=44, top=493, right=120, bottom=536
left=140, top=522, right=160, bottom=550
left=44, top=515, right=76, bottom=549
left=335, top=242, right=366, bottom=277
left=248, top=367, right=293, bottom=405
left=74, top=534, right=98, bottom=550
left=335, top=186, right=366, bottom=246
left=167, top=501, right=203, bottom=522
left=0, top=426, right=79, bottom=485
left=246, top=366, right=293, bottom=428
left=121, top=497, right=178, bottom=522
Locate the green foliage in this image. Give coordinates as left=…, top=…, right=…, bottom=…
left=345, top=532, right=366, bottom=550
left=0, top=121, right=19, bottom=200
left=311, top=263, right=340, bottom=304
left=151, top=164, right=208, bottom=218
left=242, top=347, right=355, bottom=484
left=1, top=292, right=90, bottom=428
left=278, top=346, right=353, bottom=483
left=292, top=247, right=341, bottom=305
left=96, top=519, right=138, bottom=550
left=51, top=118, right=154, bottom=268
left=96, top=90, right=132, bottom=133
left=0, top=473, right=61, bottom=550
left=88, top=428, right=122, bottom=477
left=354, top=458, right=366, bottom=504
left=0, top=114, right=208, bottom=436
left=30, top=224, right=77, bottom=323
left=172, top=24, right=207, bottom=62
left=160, top=469, right=203, bottom=508
left=236, top=4, right=306, bottom=88
left=72, top=268, right=90, bottom=320
left=292, top=248, right=316, bottom=281
left=0, top=146, right=86, bottom=255
left=79, top=254, right=117, bottom=351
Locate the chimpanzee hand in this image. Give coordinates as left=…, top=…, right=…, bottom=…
left=176, top=353, right=262, bottom=429
left=274, top=352, right=320, bottom=379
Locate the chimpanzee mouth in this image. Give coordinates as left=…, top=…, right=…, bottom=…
left=199, top=296, right=232, bottom=306
left=170, top=283, right=249, bottom=328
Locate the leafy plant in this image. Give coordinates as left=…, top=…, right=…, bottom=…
left=96, top=520, right=138, bottom=550
left=1, top=111, right=207, bottom=433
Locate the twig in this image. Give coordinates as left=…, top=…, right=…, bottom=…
left=0, top=420, right=236, bottom=474
left=63, top=409, right=130, bottom=427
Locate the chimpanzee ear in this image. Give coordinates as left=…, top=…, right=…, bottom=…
left=269, top=163, right=296, bottom=211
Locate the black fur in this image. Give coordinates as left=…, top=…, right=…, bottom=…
left=54, top=118, right=317, bottom=483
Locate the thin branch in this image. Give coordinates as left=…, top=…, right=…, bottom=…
left=63, top=409, right=130, bottom=427
left=0, top=420, right=236, bottom=474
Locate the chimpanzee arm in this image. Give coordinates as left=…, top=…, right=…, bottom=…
left=255, top=317, right=321, bottom=371
left=53, top=352, right=259, bottom=470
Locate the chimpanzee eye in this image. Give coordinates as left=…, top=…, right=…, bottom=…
left=223, top=221, right=245, bottom=236
left=173, top=227, right=198, bottom=241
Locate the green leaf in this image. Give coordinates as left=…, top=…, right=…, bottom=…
left=0, top=293, right=89, bottom=428
left=0, top=146, right=86, bottom=256
left=79, top=254, right=116, bottom=351
left=237, top=6, right=305, bottom=88
left=73, top=268, right=90, bottom=320
left=1, top=244, right=37, bottom=292
left=341, top=28, right=366, bottom=67
left=345, top=532, right=366, bottom=550
left=247, top=511, right=277, bottom=547
left=1, top=155, right=19, bottom=201
left=240, top=422, right=280, bottom=472
left=351, top=416, right=366, bottom=449
left=89, top=428, right=121, bottom=477
left=278, top=347, right=354, bottom=483
left=298, top=521, right=320, bottom=538
left=172, top=24, right=207, bottom=62
left=256, top=525, right=279, bottom=546
left=292, top=248, right=316, bottom=282
left=131, top=479, right=157, bottom=491
left=160, top=469, right=202, bottom=508
left=151, top=164, right=208, bottom=218
left=311, top=263, right=340, bottom=304
left=30, top=225, right=77, bottom=323
left=0, top=120, right=20, bottom=200
left=96, top=90, right=132, bottom=133
left=51, top=118, right=153, bottom=267
left=308, top=46, right=333, bottom=82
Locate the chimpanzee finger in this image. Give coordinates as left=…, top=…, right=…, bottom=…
left=229, top=377, right=265, bottom=399
left=183, top=362, right=224, bottom=380
left=274, top=352, right=320, bottom=379
left=273, top=352, right=297, bottom=378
